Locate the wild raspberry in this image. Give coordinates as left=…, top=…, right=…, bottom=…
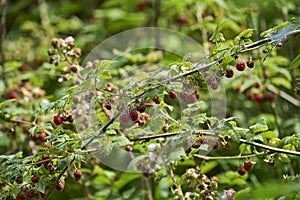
left=137, top=105, right=146, bottom=113
left=8, top=90, right=18, bottom=99
left=53, top=115, right=63, bottom=125
left=56, top=182, right=64, bottom=191
left=225, top=68, right=234, bottom=78
left=31, top=175, right=40, bottom=184
left=246, top=60, right=254, bottom=68
left=74, top=170, right=82, bottom=181
left=129, top=110, right=139, bottom=121
left=237, top=167, right=247, bottom=176
left=236, top=61, right=246, bottom=71
left=105, top=103, right=112, bottom=110
left=168, top=91, right=177, bottom=99
left=120, top=112, right=130, bottom=124
left=254, top=93, right=264, bottom=102
left=243, top=161, right=254, bottom=171
left=267, top=93, right=275, bottom=102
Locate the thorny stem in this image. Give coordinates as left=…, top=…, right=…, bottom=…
left=194, top=151, right=267, bottom=160
left=131, top=130, right=300, bottom=157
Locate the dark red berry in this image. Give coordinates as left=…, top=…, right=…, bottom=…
left=243, top=161, right=254, bottom=171
left=201, top=137, right=208, bottom=144
left=16, top=176, right=23, bottom=184
left=210, top=80, right=219, bottom=90
left=185, top=94, right=197, bottom=104
left=225, top=68, right=234, bottom=78
left=129, top=110, right=139, bottom=121
left=105, top=103, right=112, bottom=110
left=53, top=115, right=63, bottom=125
left=38, top=132, right=46, bottom=142
left=177, top=13, right=188, bottom=24
left=192, top=142, right=200, bottom=148
left=67, top=115, right=75, bottom=123
left=8, top=90, right=18, bottom=99
left=213, top=142, right=219, bottom=150
left=40, top=192, right=47, bottom=199
left=56, top=182, right=64, bottom=191
left=137, top=105, right=146, bottom=113
left=162, top=126, right=169, bottom=133
left=74, top=171, right=82, bottom=181
left=119, top=113, right=130, bottom=124
left=168, top=91, right=177, bottom=99
left=254, top=93, right=264, bottom=102
left=153, top=97, right=161, bottom=104
left=195, top=92, right=200, bottom=99
left=31, top=175, right=40, bottom=184
left=267, top=93, right=276, bottom=102
left=16, top=195, right=25, bottom=200
left=237, top=167, right=247, bottom=176
left=236, top=61, right=246, bottom=71
left=137, top=1, right=148, bottom=10
left=25, top=190, right=35, bottom=198
left=42, top=155, right=50, bottom=160
left=246, top=60, right=254, bottom=68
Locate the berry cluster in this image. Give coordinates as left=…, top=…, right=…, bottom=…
left=53, top=111, right=74, bottom=125
left=237, top=161, right=255, bottom=176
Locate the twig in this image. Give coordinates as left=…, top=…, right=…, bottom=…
left=169, top=167, right=184, bottom=200
left=130, top=130, right=300, bottom=157
left=267, top=84, right=300, bottom=107
left=194, top=151, right=266, bottom=160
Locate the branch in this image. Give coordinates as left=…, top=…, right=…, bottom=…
left=267, top=84, right=300, bottom=107
left=130, top=130, right=300, bottom=157
left=194, top=151, right=266, bottom=160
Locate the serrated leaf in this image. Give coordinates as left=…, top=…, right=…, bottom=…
left=261, top=131, right=278, bottom=139
left=99, top=70, right=112, bottom=79
left=271, top=77, right=291, bottom=89
left=231, top=132, right=241, bottom=143
left=249, top=119, right=268, bottom=133
left=28, top=126, right=40, bottom=136
left=35, top=181, right=46, bottom=193
left=112, top=135, right=131, bottom=147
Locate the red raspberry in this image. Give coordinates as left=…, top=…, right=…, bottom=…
left=25, top=190, right=35, bottom=198
left=243, top=161, right=254, bottom=171
left=254, top=93, right=264, bottom=102
left=185, top=94, right=197, bottom=104
left=129, top=110, right=139, bottom=121
left=74, top=170, right=82, bottom=181
left=53, top=115, right=63, bottom=125
left=168, top=91, right=177, bottom=99
left=137, top=105, right=146, bottom=113
left=237, top=167, right=247, bottom=176
left=55, top=182, right=65, bottom=191
left=236, top=61, right=246, bottom=71
left=8, top=90, right=18, bottom=99
left=246, top=60, right=254, bottom=68
left=119, top=112, right=130, bottom=124
left=105, top=103, right=112, bottom=110
left=225, top=68, right=234, bottom=78
left=31, top=175, right=40, bottom=183
left=267, top=93, right=275, bottom=102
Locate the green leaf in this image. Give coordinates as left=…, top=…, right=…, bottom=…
left=278, top=153, right=290, bottom=162
left=35, top=181, right=46, bottom=193
left=200, top=161, right=218, bottom=174
left=290, top=54, right=300, bottom=69
left=3, top=61, right=22, bottom=72
left=99, top=70, right=112, bottom=79
left=112, top=136, right=131, bottom=147
left=0, top=99, right=16, bottom=109
left=249, top=119, right=268, bottom=133
left=271, top=77, right=291, bottom=89
left=28, top=125, right=40, bottom=136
